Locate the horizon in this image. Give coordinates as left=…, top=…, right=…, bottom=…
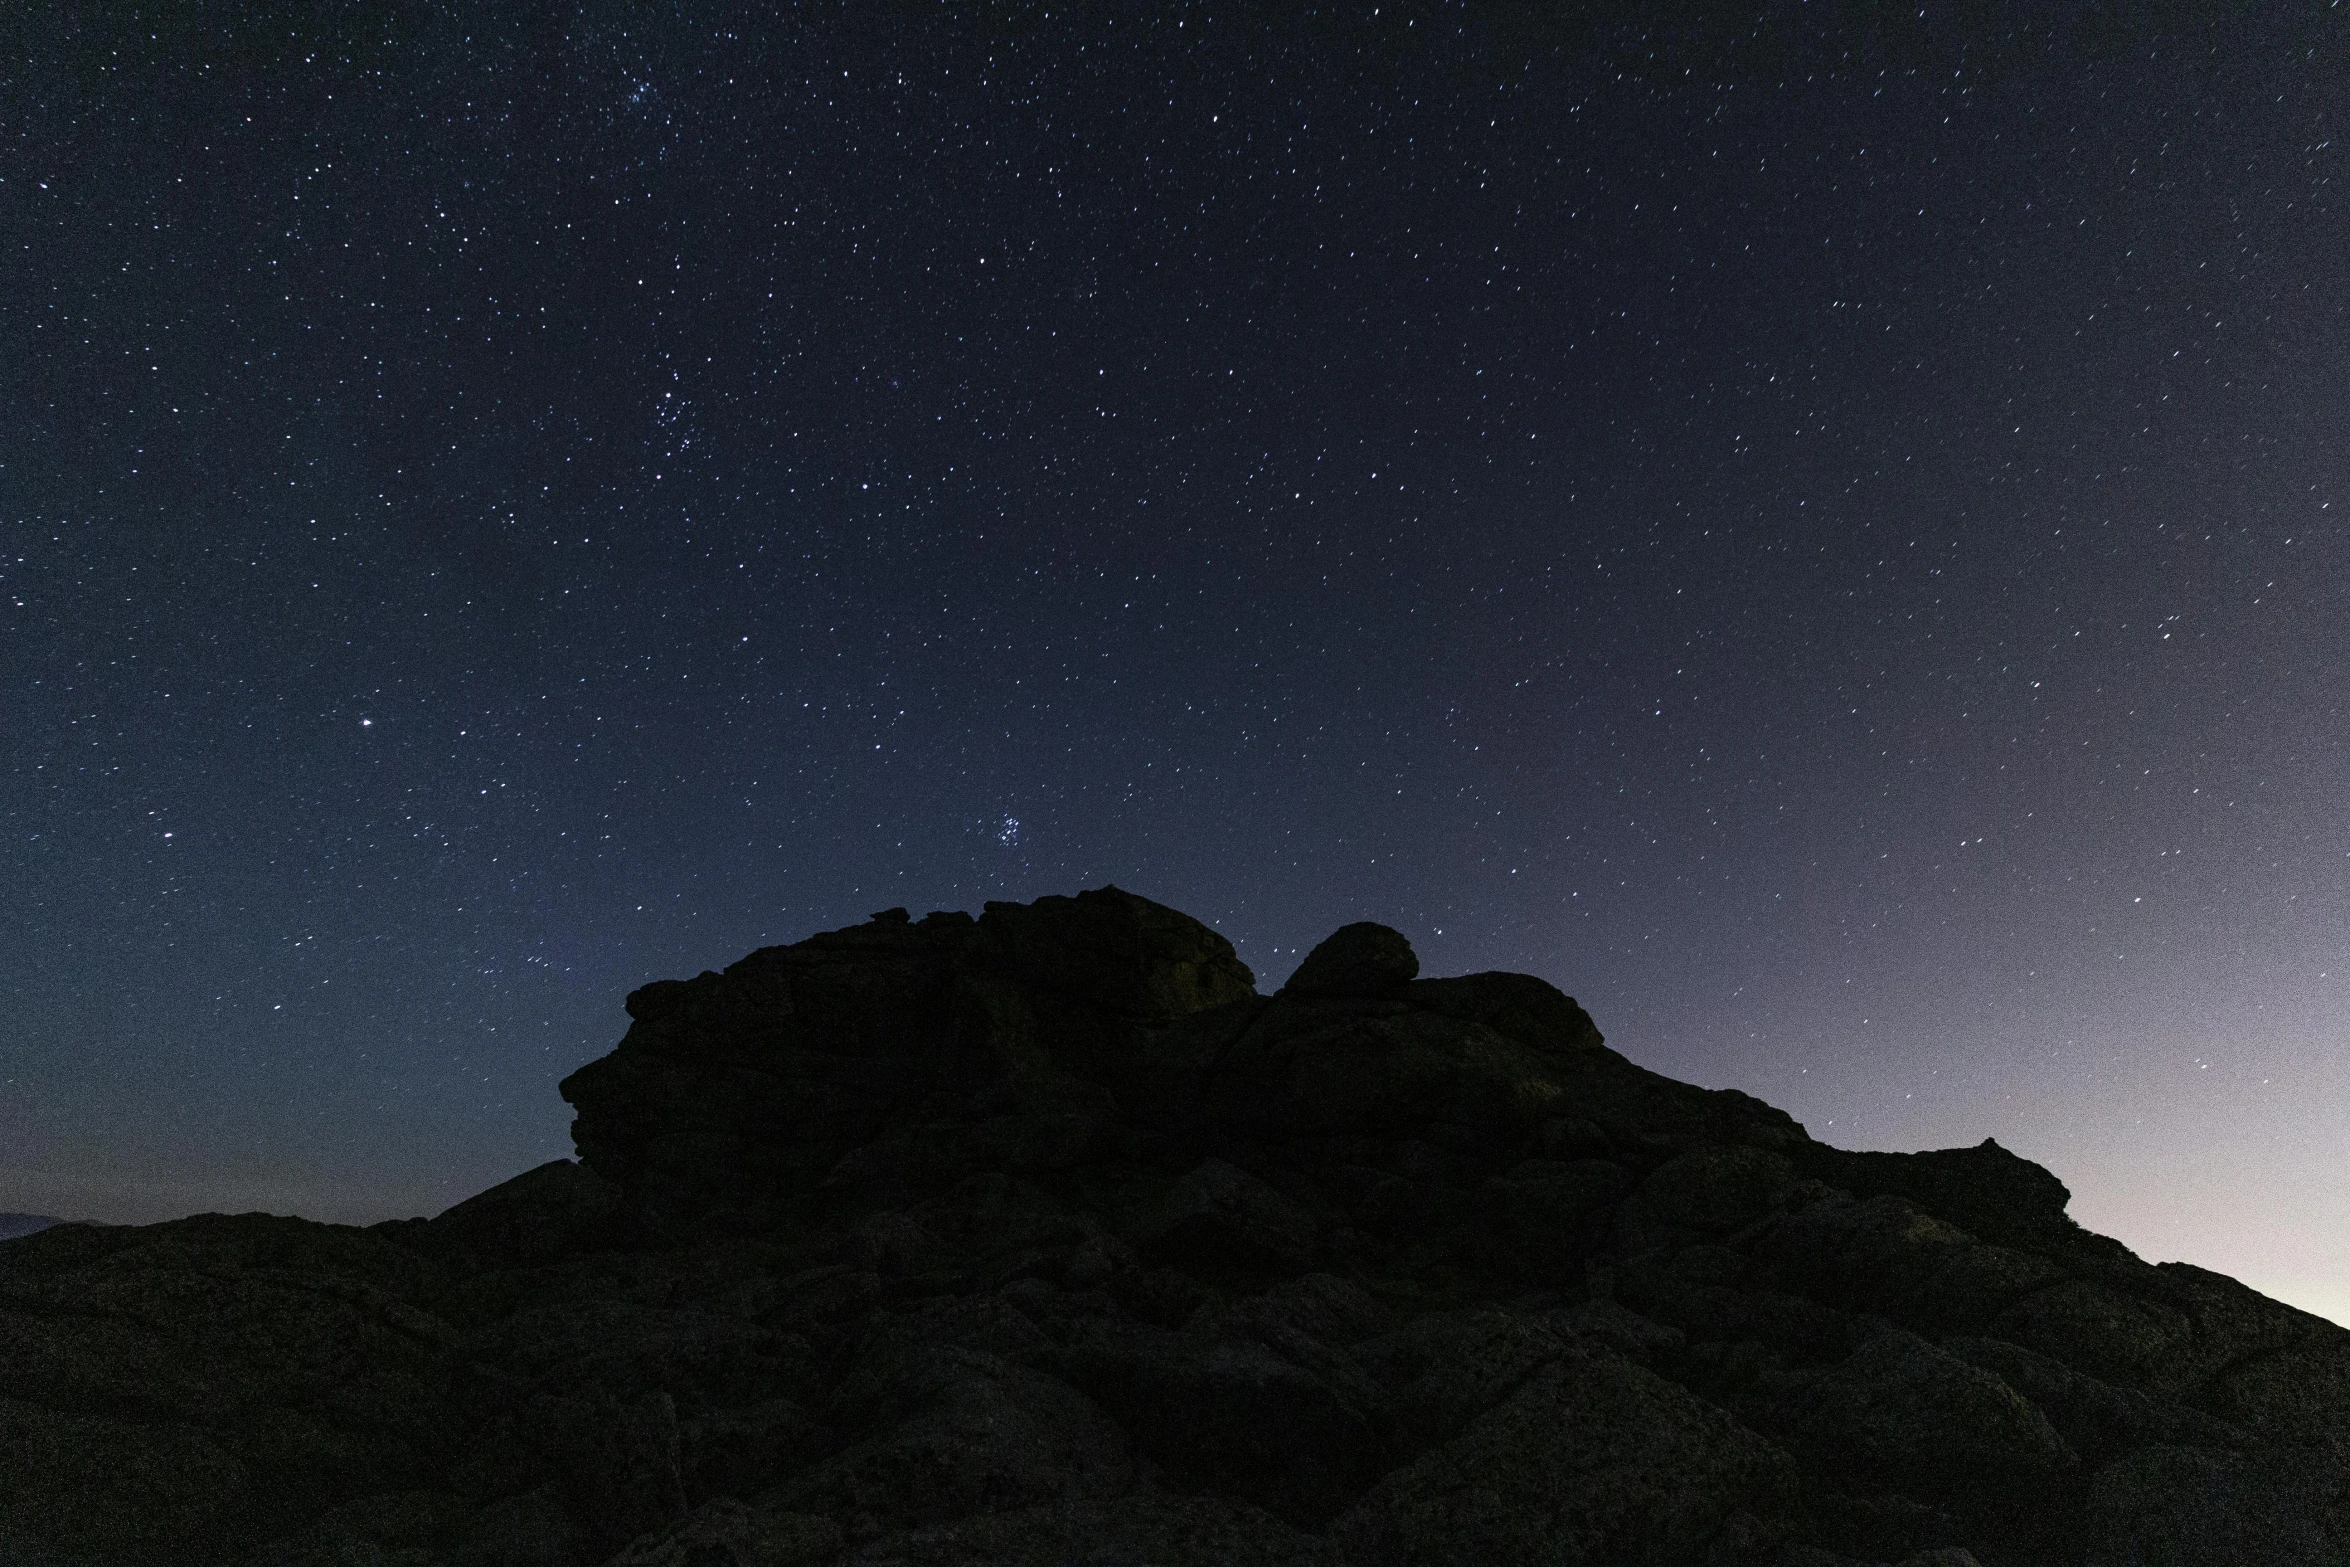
left=10, top=890, right=2349, bottom=1331
left=6, top=10, right=2345, bottom=1331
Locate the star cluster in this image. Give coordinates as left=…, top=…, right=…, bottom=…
left=3, top=6, right=2344, bottom=1317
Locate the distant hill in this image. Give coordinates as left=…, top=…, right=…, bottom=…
left=0, top=1213, right=67, bottom=1241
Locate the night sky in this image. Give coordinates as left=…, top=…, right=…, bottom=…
left=6, top=7, right=2346, bottom=1321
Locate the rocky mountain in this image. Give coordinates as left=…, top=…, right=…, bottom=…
left=0, top=1213, right=68, bottom=1242
left=3, top=886, right=2344, bottom=1565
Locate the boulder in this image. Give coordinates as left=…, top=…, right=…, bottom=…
left=1331, top=1339, right=1796, bottom=1565
left=1766, top=1328, right=2077, bottom=1498
left=2082, top=1440, right=2350, bottom=1566
left=1631, top=1145, right=1798, bottom=1236
left=1408, top=971, right=1605, bottom=1055
left=1057, top=1315, right=1387, bottom=1523
left=779, top=1347, right=1132, bottom=1528
left=1740, top=1190, right=2068, bottom=1333
left=972, top=885, right=1258, bottom=1020
left=1353, top=1308, right=1573, bottom=1454
left=1127, top=1157, right=1320, bottom=1277
left=1805, top=1138, right=2074, bottom=1249
left=1200, top=1007, right=1569, bottom=1144
left=1283, top=922, right=1420, bottom=998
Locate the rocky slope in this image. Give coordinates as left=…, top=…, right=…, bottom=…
left=4, top=887, right=2346, bottom=1565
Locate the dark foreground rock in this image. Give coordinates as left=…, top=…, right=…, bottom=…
left=5, top=885, right=2348, bottom=1565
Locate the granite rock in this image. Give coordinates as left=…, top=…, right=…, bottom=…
left=4, top=887, right=2347, bottom=1565
left=1281, top=921, right=1420, bottom=998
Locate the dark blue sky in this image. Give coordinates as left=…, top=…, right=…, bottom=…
left=5, top=5, right=2345, bottom=1317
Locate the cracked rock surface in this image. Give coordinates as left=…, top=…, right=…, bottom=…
left=5, top=887, right=2347, bottom=1565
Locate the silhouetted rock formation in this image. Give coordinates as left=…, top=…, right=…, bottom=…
left=5, top=886, right=2347, bottom=1565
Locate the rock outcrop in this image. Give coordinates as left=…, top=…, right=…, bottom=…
left=5, top=886, right=2347, bottom=1565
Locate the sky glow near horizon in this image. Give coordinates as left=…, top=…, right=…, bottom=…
left=2, top=6, right=2345, bottom=1323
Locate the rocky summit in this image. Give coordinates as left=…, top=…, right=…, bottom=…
left=5, top=888, right=2348, bottom=1566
